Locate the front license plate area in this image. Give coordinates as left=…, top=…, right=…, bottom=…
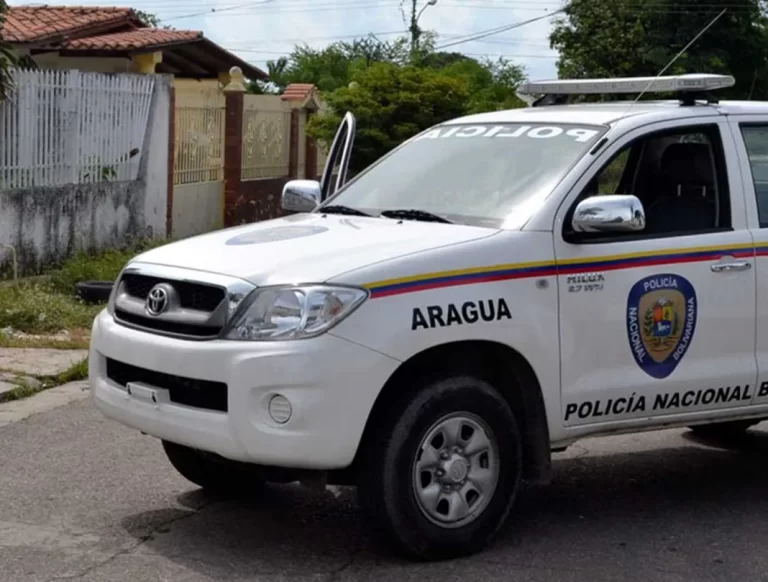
left=126, top=381, right=169, bottom=405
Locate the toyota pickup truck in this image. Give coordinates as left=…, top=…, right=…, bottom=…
left=89, top=73, right=768, bottom=561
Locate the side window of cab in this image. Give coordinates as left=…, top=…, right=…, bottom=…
left=568, top=124, right=732, bottom=241
left=739, top=124, right=768, bottom=227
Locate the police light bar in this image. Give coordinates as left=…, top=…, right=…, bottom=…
left=518, top=74, right=735, bottom=96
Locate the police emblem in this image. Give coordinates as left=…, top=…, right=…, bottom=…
left=626, top=274, right=697, bottom=379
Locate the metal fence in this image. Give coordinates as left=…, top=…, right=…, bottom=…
left=174, top=87, right=225, bottom=185
left=0, top=68, right=154, bottom=189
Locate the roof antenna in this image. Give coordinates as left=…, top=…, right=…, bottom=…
left=624, top=7, right=727, bottom=114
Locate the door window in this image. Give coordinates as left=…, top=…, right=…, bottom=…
left=570, top=124, right=732, bottom=241
left=739, top=124, right=768, bottom=227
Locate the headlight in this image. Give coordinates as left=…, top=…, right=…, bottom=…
left=222, top=285, right=368, bottom=341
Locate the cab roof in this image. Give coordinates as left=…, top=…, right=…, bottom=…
left=443, top=100, right=768, bottom=129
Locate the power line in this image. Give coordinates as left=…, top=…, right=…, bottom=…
left=223, top=30, right=407, bottom=45
left=435, top=8, right=566, bottom=50
left=224, top=47, right=558, bottom=58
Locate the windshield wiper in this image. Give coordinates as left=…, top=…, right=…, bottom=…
left=380, top=209, right=454, bottom=224
left=319, top=204, right=371, bottom=217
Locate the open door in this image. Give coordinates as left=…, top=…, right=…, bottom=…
left=319, top=111, right=356, bottom=202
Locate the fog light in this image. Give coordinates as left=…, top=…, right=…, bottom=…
left=268, top=394, right=292, bottom=424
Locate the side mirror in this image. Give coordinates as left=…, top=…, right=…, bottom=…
left=572, top=194, right=646, bottom=233
left=281, top=180, right=321, bottom=213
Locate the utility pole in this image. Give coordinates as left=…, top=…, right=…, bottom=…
left=409, top=0, right=437, bottom=55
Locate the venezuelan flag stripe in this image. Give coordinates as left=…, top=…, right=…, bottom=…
left=365, top=242, right=757, bottom=299
left=754, top=241, right=768, bottom=257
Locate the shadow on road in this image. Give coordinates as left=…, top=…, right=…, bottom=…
left=119, top=427, right=768, bottom=579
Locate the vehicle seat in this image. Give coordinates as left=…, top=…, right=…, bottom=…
left=644, top=143, right=718, bottom=234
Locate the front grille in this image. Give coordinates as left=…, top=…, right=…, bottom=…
left=106, top=358, right=228, bottom=412
left=121, top=273, right=225, bottom=312
left=114, top=310, right=221, bottom=338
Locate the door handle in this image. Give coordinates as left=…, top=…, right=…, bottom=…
left=711, top=261, right=752, bottom=272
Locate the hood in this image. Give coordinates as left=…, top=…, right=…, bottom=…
left=133, top=213, right=498, bottom=285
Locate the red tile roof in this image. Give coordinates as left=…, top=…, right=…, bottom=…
left=281, top=83, right=316, bottom=102
left=3, top=5, right=138, bottom=43
left=63, top=29, right=202, bottom=50
left=1, top=4, right=269, bottom=80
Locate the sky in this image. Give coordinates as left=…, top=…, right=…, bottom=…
left=17, top=0, right=564, bottom=80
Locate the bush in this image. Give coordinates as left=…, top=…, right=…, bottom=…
left=0, top=282, right=103, bottom=333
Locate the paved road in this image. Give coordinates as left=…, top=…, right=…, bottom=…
left=2, top=395, right=768, bottom=582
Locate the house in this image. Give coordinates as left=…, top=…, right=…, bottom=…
left=2, top=5, right=267, bottom=86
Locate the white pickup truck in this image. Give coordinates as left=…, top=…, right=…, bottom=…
left=89, top=73, right=768, bottom=561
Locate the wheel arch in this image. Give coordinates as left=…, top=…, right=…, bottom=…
left=353, top=340, right=552, bottom=485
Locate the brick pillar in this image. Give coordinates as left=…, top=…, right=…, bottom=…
left=288, top=109, right=300, bottom=179
left=305, top=109, right=317, bottom=180
left=222, top=67, right=245, bottom=228
left=166, top=85, right=175, bottom=238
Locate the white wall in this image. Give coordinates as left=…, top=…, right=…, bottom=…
left=0, top=72, right=172, bottom=276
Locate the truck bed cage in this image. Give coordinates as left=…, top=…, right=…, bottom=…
left=519, top=74, right=735, bottom=108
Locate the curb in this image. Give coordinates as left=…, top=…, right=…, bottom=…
left=0, top=380, right=90, bottom=428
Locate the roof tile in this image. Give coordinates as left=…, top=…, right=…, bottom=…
left=3, top=5, right=137, bottom=43
left=281, top=83, right=316, bottom=101
left=63, top=29, right=202, bottom=51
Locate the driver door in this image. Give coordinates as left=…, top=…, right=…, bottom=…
left=319, top=111, right=356, bottom=201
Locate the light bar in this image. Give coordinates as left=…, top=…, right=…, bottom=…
left=518, top=73, right=735, bottom=96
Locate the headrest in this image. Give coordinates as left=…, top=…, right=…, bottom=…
left=659, top=142, right=715, bottom=186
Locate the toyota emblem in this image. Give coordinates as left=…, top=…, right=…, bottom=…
left=146, top=284, right=170, bottom=316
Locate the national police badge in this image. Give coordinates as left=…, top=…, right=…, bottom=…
left=626, top=274, right=697, bottom=379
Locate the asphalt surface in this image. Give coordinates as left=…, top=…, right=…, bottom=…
left=2, top=397, right=768, bottom=582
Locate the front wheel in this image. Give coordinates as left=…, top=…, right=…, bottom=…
left=162, top=440, right=266, bottom=496
left=358, top=375, right=523, bottom=561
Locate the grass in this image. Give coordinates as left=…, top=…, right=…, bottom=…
left=49, top=238, right=169, bottom=295
left=0, top=238, right=170, bottom=346
left=0, top=282, right=104, bottom=334
left=0, top=357, right=89, bottom=402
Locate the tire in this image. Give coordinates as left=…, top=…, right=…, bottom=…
left=162, top=440, right=266, bottom=495
left=688, top=419, right=760, bottom=439
left=76, top=281, right=114, bottom=304
left=357, top=375, right=523, bottom=561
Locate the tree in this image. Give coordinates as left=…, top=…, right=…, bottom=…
left=440, top=56, right=526, bottom=113
left=550, top=0, right=768, bottom=100
left=285, top=32, right=528, bottom=173
left=0, top=0, right=18, bottom=101
left=264, top=34, right=412, bottom=93
left=134, top=10, right=173, bottom=30
left=307, top=62, right=472, bottom=173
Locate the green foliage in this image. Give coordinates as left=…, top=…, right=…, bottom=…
left=550, top=0, right=768, bottom=100
left=0, top=238, right=169, bottom=334
left=296, top=33, right=527, bottom=173
left=307, top=62, right=471, bottom=173
left=0, top=282, right=103, bottom=333
left=49, top=238, right=168, bottom=294
left=0, top=0, right=18, bottom=102
left=133, top=10, right=173, bottom=30
left=265, top=35, right=413, bottom=94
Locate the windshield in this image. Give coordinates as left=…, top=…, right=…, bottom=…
left=324, top=122, right=607, bottom=228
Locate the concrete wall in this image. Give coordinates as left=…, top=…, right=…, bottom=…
left=172, top=181, right=224, bottom=240
left=0, top=75, right=172, bottom=277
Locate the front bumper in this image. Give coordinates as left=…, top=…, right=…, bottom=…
left=89, top=310, right=400, bottom=470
